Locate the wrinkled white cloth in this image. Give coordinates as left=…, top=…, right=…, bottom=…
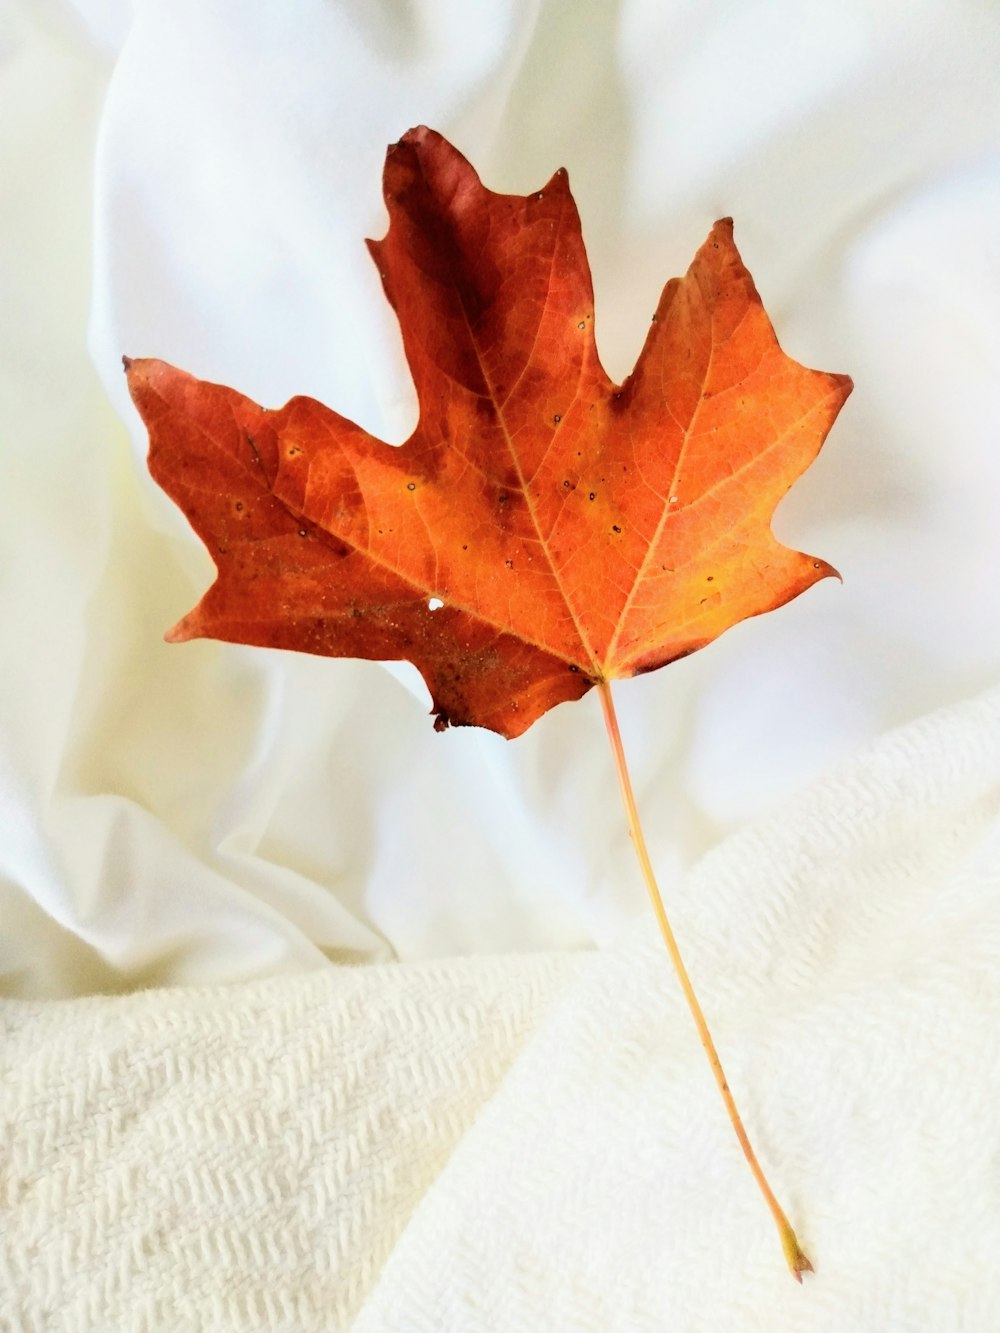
left=2, top=1, right=1000, bottom=1328
left=3, top=685, right=999, bottom=1330
left=3, top=0, right=999, bottom=992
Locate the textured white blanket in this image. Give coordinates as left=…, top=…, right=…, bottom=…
left=4, top=686, right=999, bottom=1329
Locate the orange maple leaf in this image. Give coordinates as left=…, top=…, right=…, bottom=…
left=125, top=125, right=851, bottom=740
left=125, top=127, right=854, bottom=1278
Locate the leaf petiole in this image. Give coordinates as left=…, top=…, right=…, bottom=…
left=597, top=679, right=813, bottom=1282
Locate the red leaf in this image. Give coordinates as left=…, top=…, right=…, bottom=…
left=126, top=126, right=851, bottom=738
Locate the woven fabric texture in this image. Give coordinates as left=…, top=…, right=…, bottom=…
left=3, top=685, right=999, bottom=1331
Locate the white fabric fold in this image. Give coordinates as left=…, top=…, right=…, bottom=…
left=5, top=0, right=1000, bottom=993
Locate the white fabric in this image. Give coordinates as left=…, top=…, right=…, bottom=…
left=2, top=0, right=1000, bottom=1326
left=3, top=0, right=1000, bottom=992
left=3, top=686, right=999, bottom=1329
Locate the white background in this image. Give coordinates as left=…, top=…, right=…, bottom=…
left=2, top=0, right=998, bottom=990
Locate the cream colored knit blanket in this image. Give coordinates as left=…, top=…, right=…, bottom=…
left=3, top=685, right=999, bottom=1331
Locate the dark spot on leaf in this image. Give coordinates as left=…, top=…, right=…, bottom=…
left=498, top=493, right=509, bottom=505
left=569, top=664, right=579, bottom=672
left=351, top=608, right=363, bottom=618
left=299, top=529, right=308, bottom=537
left=462, top=544, right=468, bottom=550
left=612, top=524, right=621, bottom=534
left=287, top=445, right=303, bottom=457
left=553, top=414, right=561, bottom=423
left=235, top=501, right=244, bottom=512
left=407, top=482, right=416, bottom=491
left=562, top=479, right=571, bottom=489
left=505, top=559, right=513, bottom=569
left=589, top=492, right=596, bottom=501
left=577, top=321, right=585, bottom=330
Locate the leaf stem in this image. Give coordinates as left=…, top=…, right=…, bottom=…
left=596, top=679, right=812, bottom=1282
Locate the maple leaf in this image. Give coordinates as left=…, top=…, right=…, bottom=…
left=125, top=125, right=851, bottom=740
left=126, top=127, right=853, bottom=1280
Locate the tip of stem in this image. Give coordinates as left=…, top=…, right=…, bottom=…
left=781, top=1225, right=814, bottom=1282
